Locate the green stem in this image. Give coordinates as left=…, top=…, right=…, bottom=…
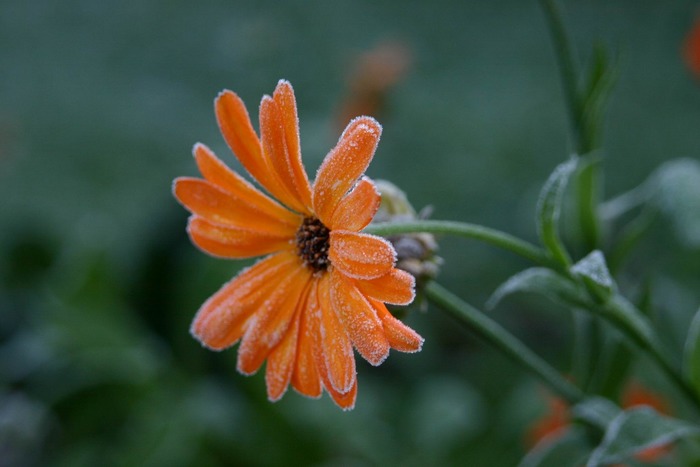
left=365, top=220, right=553, bottom=267
left=425, top=281, right=585, bottom=404
left=576, top=157, right=602, bottom=252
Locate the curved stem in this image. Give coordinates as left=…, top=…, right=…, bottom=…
left=365, top=220, right=554, bottom=267
left=425, top=281, right=585, bottom=404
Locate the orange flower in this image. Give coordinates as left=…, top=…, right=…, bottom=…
left=173, top=80, right=423, bottom=410
left=683, top=17, right=700, bottom=79
left=527, top=382, right=673, bottom=462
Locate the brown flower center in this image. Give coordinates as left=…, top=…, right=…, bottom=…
left=296, top=217, right=331, bottom=272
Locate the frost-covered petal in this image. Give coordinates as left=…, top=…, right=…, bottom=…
left=215, top=90, right=277, bottom=191
left=193, top=143, right=301, bottom=227
left=265, top=284, right=311, bottom=402
left=190, top=252, right=297, bottom=350
left=329, top=177, right=381, bottom=231
left=291, top=280, right=322, bottom=398
left=371, top=299, right=424, bottom=353
left=237, top=264, right=313, bottom=375
left=329, top=230, right=396, bottom=280
left=173, top=177, right=297, bottom=235
left=260, top=95, right=311, bottom=214
left=315, top=274, right=356, bottom=394
left=312, top=116, right=382, bottom=224
left=354, top=268, right=416, bottom=305
left=323, top=371, right=357, bottom=411
left=330, top=270, right=390, bottom=366
left=272, top=80, right=313, bottom=209
left=187, top=216, right=293, bottom=259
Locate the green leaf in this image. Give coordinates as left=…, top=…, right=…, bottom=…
left=536, top=159, right=577, bottom=267
left=684, top=307, right=700, bottom=397
left=519, top=427, right=591, bottom=467
left=571, top=396, right=620, bottom=430
left=570, top=250, right=615, bottom=303
left=487, top=267, right=588, bottom=310
left=586, top=407, right=700, bottom=466
left=580, top=44, right=617, bottom=151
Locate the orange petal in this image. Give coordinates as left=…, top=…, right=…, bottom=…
left=323, top=373, right=357, bottom=411
left=291, top=282, right=322, bottom=399
left=215, top=90, right=278, bottom=193
left=259, top=96, right=311, bottom=214
left=329, top=177, right=380, bottom=231
left=272, top=80, right=313, bottom=209
left=312, top=116, right=382, bottom=224
left=329, top=230, right=396, bottom=280
left=237, top=264, right=312, bottom=375
left=173, top=177, right=297, bottom=235
left=371, top=299, right=424, bottom=353
left=193, top=143, right=301, bottom=227
left=314, top=274, right=356, bottom=394
left=355, top=268, right=415, bottom=305
left=265, top=283, right=312, bottom=402
left=190, top=253, right=297, bottom=350
left=188, top=216, right=293, bottom=259
left=330, top=270, right=390, bottom=366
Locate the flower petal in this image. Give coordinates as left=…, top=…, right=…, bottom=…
left=330, top=270, right=390, bottom=366
left=173, top=177, right=297, bottom=235
left=313, top=274, right=356, bottom=394
left=190, top=253, right=297, bottom=350
left=329, top=230, right=396, bottom=280
left=259, top=96, right=312, bottom=214
left=354, top=268, right=416, bottom=305
left=323, top=373, right=357, bottom=411
left=237, top=264, right=312, bottom=375
left=193, top=143, right=300, bottom=227
left=265, top=283, right=312, bottom=402
left=188, top=216, right=293, bottom=259
left=215, top=90, right=279, bottom=194
left=312, top=116, right=382, bottom=224
left=291, top=282, right=322, bottom=399
left=329, top=177, right=381, bottom=231
left=272, top=80, right=313, bottom=209
left=372, top=299, right=424, bottom=353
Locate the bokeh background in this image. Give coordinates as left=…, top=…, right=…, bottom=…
left=2, top=0, right=700, bottom=465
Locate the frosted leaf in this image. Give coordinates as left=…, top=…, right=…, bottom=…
left=570, top=250, right=614, bottom=291
left=487, top=267, right=588, bottom=310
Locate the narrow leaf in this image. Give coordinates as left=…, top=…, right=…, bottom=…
left=586, top=407, right=700, bottom=466
left=487, top=267, right=587, bottom=310
left=684, top=306, right=700, bottom=396
left=536, top=159, right=577, bottom=266
left=570, top=250, right=614, bottom=302
left=571, top=396, right=620, bottom=430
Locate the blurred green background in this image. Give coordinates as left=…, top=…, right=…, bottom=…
left=2, top=0, right=700, bottom=465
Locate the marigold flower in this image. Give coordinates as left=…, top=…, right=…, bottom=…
left=173, top=80, right=423, bottom=410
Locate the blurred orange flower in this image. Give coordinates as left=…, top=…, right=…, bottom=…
left=684, top=17, right=700, bottom=78
left=173, top=80, right=423, bottom=410
left=527, top=381, right=673, bottom=462
left=336, top=41, right=413, bottom=131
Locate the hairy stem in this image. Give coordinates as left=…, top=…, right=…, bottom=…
left=365, top=220, right=554, bottom=268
